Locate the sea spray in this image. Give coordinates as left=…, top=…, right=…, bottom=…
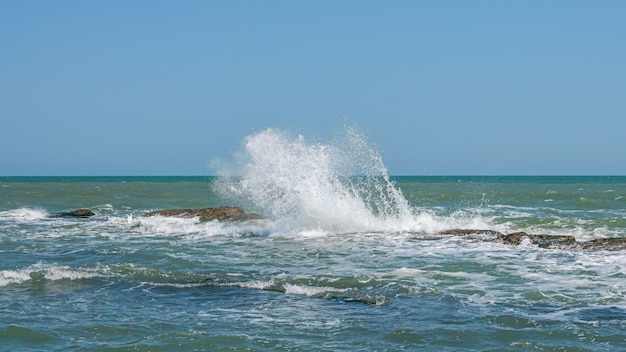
left=214, top=127, right=415, bottom=232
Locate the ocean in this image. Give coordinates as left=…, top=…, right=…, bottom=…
left=1, top=129, right=625, bottom=351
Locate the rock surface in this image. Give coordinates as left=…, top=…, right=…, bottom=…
left=573, top=237, right=626, bottom=251
left=142, top=206, right=263, bottom=222
left=436, top=229, right=626, bottom=251
left=503, top=232, right=577, bottom=248
left=50, top=209, right=96, bottom=218
left=44, top=207, right=626, bottom=251
left=123, top=206, right=626, bottom=251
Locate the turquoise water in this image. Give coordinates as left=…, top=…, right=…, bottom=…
left=1, top=175, right=625, bottom=351
left=1, top=129, right=626, bottom=351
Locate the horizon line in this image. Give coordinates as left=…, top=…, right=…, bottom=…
left=2, top=174, right=625, bottom=178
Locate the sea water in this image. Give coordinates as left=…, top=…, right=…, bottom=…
left=1, top=128, right=625, bottom=351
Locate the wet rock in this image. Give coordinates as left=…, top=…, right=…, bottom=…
left=437, top=229, right=505, bottom=238
left=438, top=229, right=625, bottom=251
left=50, top=209, right=95, bottom=218
left=574, top=238, right=626, bottom=251
left=503, top=232, right=577, bottom=249
left=142, top=206, right=263, bottom=222
left=436, top=229, right=506, bottom=242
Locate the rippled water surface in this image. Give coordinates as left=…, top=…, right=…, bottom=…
left=2, top=130, right=625, bottom=351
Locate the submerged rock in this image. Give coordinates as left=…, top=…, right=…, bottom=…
left=142, top=206, right=263, bottom=222
left=50, top=209, right=95, bottom=218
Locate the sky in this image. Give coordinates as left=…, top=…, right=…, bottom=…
left=1, top=1, right=625, bottom=176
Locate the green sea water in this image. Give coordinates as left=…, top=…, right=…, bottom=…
left=1, top=124, right=625, bottom=352
left=1, top=175, right=625, bottom=351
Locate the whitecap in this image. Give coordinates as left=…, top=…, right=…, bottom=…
left=0, top=208, right=49, bottom=221
left=283, top=283, right=346, bottom=296
left=0, top=262, right=105, bottom=287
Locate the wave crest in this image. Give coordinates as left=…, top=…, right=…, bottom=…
left=215, top=127, right=415, bottom=232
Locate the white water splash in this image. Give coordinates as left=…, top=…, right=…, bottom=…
left=215, top=127, right=418, bottom=232
left=0, top=263, right=104, bottom=287
left=0, top=208, right=49, bottom=221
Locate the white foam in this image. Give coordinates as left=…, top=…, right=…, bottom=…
left=215, top=127, right=423, bottom=233
left=128, top=215, right=203, bottom=235
left=296, top=229, right=332, bottom=238
left=111, top=211, right=274, bottom=240
left=215, top=128, right=613, bottom=237
left=0, top=208, right=49, bottom=221
left=390, top=267, right=424, bottom=277
left=0, top=263, right=104, bottom=287
left=0, top=267, right=32, bottom=287
left=283, top=283, right=345, bottom=296
left=228, top=279, right=275, bottom=290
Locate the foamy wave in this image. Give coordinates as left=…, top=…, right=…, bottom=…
left=114, top=214, right=272, bottom=239
left=214, top=127, right=541, bottom=235
left=0, top=208, right=49, bottom=221
left=215, top=127, right=417, bottom=233
left=223, top=279, right=354, bottom=300
left=127, top=215, right=203, bottom=235
left=227, top=279, right=276, bottom=290
left=283, top=283, right=347, bottom=296
left=390, top=267, right=425, bottom=277
left=0, top=263, right=105, bottom=287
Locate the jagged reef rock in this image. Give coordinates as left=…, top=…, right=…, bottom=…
left=50, top=209, right=95, bottom=218
left=142, top=206, right=263, bottom=222
left=573, top=237, right=626, bottom=251
left=503, top=232, right=577, bottom=248
left=436, top=229, right=626, bottom=251
left=437, top=229, right=505, bottom=239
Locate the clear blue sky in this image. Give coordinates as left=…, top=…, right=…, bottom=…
left=2, top=1, right=625, bottom=176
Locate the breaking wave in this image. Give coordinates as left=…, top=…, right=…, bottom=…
left=0, top=208, right=49, bottom=221
left=215, top=127, right=428, bottom=233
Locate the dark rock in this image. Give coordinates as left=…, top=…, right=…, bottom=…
left=503, top=232, right=577, bottom=249
left=438, top=229, right=505, bottom=238
left=437, top=229, right=506, bottom=243
left=50, top=209, right=95, bottom=218
left=503, top=231, right=529, bottom=245
left=438, top=229, right=626, bottom=251
left=574, top=238, right=626, bottom=251
left=142, top=206, right=263, bottom=222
